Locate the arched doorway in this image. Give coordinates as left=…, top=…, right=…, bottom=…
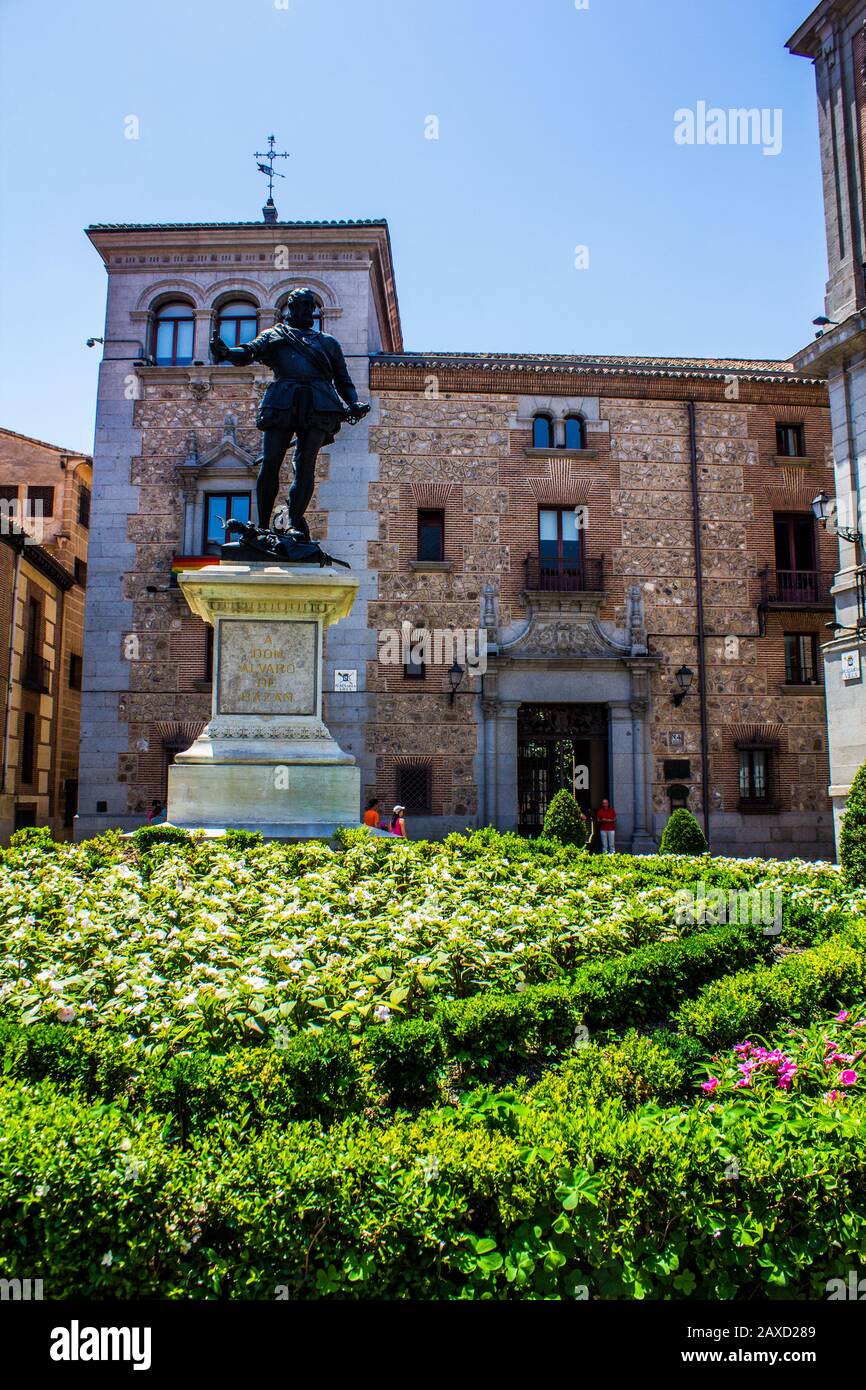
left=517, top=703, right=609, bottom=836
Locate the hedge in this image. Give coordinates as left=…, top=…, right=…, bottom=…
left=1, top=1071, right=864, bottom=1299
left=0, top=922, right=773, bottom=1116
left=675, top=920, right=866, bottom=1048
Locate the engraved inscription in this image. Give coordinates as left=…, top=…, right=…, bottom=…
left=217, top=620, right=318, bottom=716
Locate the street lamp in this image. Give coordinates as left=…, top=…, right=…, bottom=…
left=448, top=662, right=464, bottom=705
left=812, top=490, right=864, bottom=547
left=672, top=665, right=694, bottom=708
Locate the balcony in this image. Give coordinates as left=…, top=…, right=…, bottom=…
left=21, top=653, right=51, bottom=693
left=523, top=554, right=605, bottom=594
left=759, top=568, right=834, bottom=607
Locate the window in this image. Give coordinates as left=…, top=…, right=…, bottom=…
left=74, top=557, right=87, bottom=587
left=203, top=492, right=251, bottom=556
left=14, top=804, right=37, bottom=830
left=784, top=632, right=819, bottom=685
left=153, top=301, right=195, bottom=366
left=77, top=485, right=91, bottom=529
left=738, top=748, right=770, bottom=804
left=0, top=484, right=18, bottom=522
left=564, top=415, right=586, bottom=450
left=204, top=627, right=214, bottom=683
left=532, top=415, right=554, bottom=449
left=397, top=764, right=432, bottom=815
left=539, top=507, right=583, bottom=576
left=25, top=597, right=40, bottom=664
left=216, top=300, right=258, bottom=348
left=27, top=485, right=54, bottom=518
left=68, top=652, right=83, bottom=690
left=776, top=423, right=805, bottom=458
left=20, top=711, right=35, bottom=786
left=417, top=509, right=445, bottom=562
left=63, top=778, right=78, bottom=828
left=404, top=657, right=426, bottom=680
left=778, top=519, right=817, bottom=583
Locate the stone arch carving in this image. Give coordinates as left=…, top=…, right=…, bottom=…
left=134, top=279, right=205, bottom=313
left=204, top=278, right=269, bottom=308
left=271, top=276, right=340, bottom=311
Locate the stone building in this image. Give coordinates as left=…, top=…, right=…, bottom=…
left=0, top=428, right=92, bottom=840
left=788, top=0, right=866, bottom=847
left=78, top=218, right=836, bottom=856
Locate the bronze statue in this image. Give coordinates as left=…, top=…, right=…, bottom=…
left=210, top=287, right=369, bottom=561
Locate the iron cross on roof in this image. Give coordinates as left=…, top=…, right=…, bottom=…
left=254, top=135, right=290, bottom=217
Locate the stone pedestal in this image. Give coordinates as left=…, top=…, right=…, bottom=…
left=167, top=563, right=360, bottom=837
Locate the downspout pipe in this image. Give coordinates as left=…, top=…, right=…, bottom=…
left=687, top=400, right=712, bottom=848
left=1, top=537, right=23, bottom=796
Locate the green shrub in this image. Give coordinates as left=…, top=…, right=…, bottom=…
left=542, top=790, right=588, bottom=848
left=8, top=825, right=54, bottom=850
left=839, top=758, right=866, bottom=888
left=131, top=824, right=192, bottom=852
left=362, top=1019, right=445, bottom=1107
left=532, top=1032, right=690, bottom=1111
left=3, top=1071, right=865, bottom=1299
left=675, top=921, right=866, bottom=1048
left=437, top=983, right=577, bottom=1075
left=570, top=923, right=770, bottom=1031
left=660, top=808, right=708, bottom=855
left=222, top=828, right=264, bottom=847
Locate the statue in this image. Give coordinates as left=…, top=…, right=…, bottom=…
left=210, top=287, right=370, bottom=563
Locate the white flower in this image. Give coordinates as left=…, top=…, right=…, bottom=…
left=57, top=1005, right=76, bottom=1023
left=374, top=1005, right=391, bottom=1023
left=101, top=1251, right=113, bottom=1267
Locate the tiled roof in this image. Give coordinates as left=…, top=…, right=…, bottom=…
left=0, top=425, right=91, bottom=459
left=372, top=351, right=825, bottom=384
left=86, top=220, right=389, bottom=231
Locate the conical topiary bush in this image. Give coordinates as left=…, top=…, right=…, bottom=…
left=839, top=757, right=866, bottom=887
left=542, top=789, right=589, bottom=848
left=659, top=807, right=708, bottom=855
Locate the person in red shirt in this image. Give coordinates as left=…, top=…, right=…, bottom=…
left=596, top=799, right=617, bottom=854
left=362, top=798, right=381, bottom=829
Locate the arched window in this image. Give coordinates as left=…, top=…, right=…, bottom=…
left=153, top=301, right=194, bottom=366
left=279, top=294, right=324, bottom=332
left=564, top=415, right=586, bottom=450
left=532, top=414, right=554, bottom=449
left=216, top=299, right=258, bottom=348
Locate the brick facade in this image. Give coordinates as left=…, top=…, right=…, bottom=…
left=78, top=220, right=835, bottom=856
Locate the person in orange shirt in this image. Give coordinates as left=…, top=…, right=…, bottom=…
left=596, top=799, right=617, bottom=854
left=362, top=798, right=381, bottom=829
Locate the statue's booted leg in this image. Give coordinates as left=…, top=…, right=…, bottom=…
left=256, top=427, right=295, bottom=531
left=288, top=427, right=329, bottom=541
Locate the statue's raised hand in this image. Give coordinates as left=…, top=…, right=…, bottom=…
left=345, top=401, right=371, bottom=424
left=210, top=333, right=229, bottom=363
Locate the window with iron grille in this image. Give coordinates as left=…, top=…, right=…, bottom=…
left=397, top=764, right=432, bottom=814
left=738, top=748, right=771, bottom=804
left=784, top=632, right=819, bottom=685
left=78, top=485, right=91, bottom=529
left=417, top=509, right=444, bottom=562
left=0, top=484, right=18, bottom=521
left=776, top=423, right=805, bottom=457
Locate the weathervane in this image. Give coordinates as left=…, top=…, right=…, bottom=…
left=254, top=134, right=290, bottom=220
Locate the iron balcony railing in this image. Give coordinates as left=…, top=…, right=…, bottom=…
left=759, top=568, right=834, bottom=607
left=524, top=554, right=605, bottom=594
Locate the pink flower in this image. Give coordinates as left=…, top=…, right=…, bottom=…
left=835, top=1010, right=850, bottom=1023
left=824, top=1090, right=844, bottom=1102
left=839, top=1070, right=858, bottom=1087
left=701, top=1077, right=719, bottom=1094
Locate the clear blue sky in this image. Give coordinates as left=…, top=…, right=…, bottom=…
left=0, top=0, right=826, bottom=455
